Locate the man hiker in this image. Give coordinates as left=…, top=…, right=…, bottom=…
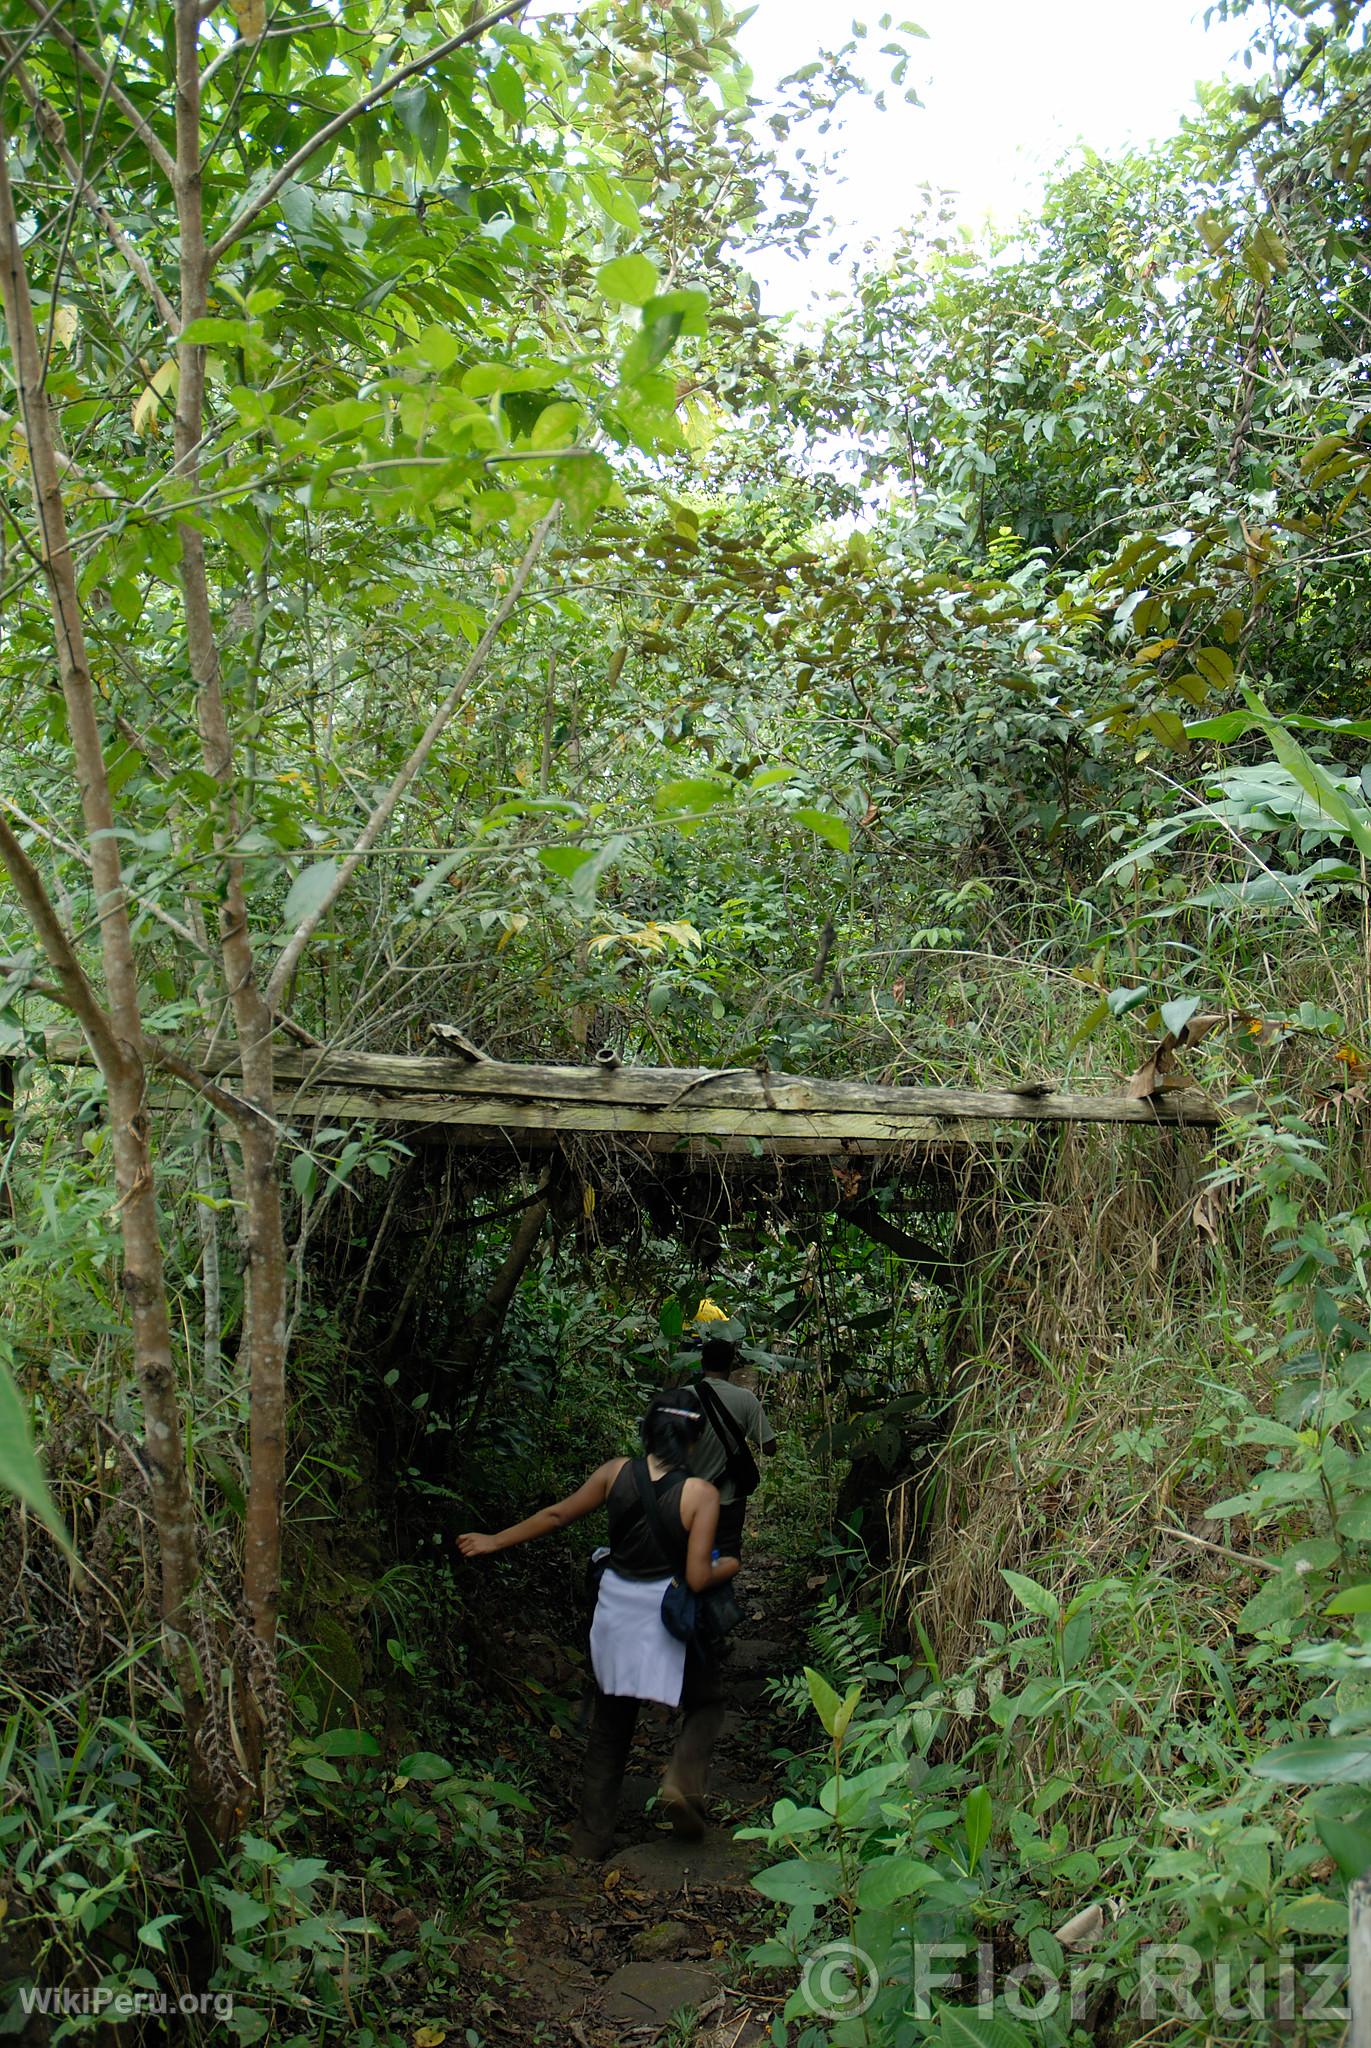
left=688, top=1323, right=776, bottom=1561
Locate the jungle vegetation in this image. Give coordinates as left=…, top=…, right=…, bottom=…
left=5, top=0, right=1371, bottom=2040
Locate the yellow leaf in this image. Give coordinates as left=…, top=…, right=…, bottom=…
left=413, top=2029, right=446, bottom=2048
left=228, top=0, right=267, bottom=37
left=694, top=1297, right=728, bottom=1323
left=581, top=1184, right=596, bottom=1217
left=131, top=358, right=178, bottom=437
left=51, top=303, right=78, bottom=349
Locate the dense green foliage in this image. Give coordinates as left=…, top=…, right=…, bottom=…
left=11, top=0, right=1371, bottom=2041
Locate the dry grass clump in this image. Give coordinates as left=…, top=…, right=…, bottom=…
left=900, top=1120, right=1269, bottom=1673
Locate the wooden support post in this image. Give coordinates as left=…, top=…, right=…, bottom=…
left=1352, top=1873, right=1371, bottom=2048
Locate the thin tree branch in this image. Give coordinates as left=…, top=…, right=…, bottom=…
left=17, top=0, right=177, bottom=185
left=0, top=815, right=122, bottom=1073
left=1, top=36, right=178, bottom=333
left=264, top=501, right=560, bottom=1008
left=206, top=0, right=533, bottom=266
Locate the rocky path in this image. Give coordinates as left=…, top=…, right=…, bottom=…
left=469, top=1559, right=802, bottom=2046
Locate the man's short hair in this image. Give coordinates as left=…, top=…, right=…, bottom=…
left=700, top=1335, right=738, bottom=1374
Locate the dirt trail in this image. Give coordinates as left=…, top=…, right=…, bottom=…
left=470, top=1555, right=805, bottom=2046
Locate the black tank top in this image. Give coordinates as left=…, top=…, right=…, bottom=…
left=607, top=1460, right=687, bottom=1580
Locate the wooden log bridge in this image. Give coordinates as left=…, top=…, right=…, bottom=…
left=44, top=1034, right=1228, bottom=1158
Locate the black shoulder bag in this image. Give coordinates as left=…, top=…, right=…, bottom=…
left=631, top=1458, right=742, bottom=1649
left=694, top=1376, right=761, bottom=1498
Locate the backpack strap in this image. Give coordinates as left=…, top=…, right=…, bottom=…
left=694, top=1375, right=761, bottom=1498
left=695, top=1375, right=747, bottom=1460
left=630, top=1458, right=688, bottom=1576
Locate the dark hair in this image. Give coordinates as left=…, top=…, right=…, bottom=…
left=641, top=1386, right=705, bottom=1468
left=700, top=1336, right=738, bottom=1375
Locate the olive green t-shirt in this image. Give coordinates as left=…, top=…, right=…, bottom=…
left=688, top=1376, right=776, bottom=1505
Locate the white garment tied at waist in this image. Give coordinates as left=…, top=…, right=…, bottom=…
left=590, top=1566, right=685, bottom=1708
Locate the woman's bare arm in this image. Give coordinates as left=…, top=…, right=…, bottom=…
left=458, top=1458, right=624, bottom=1559
left=681, top=1479, right=740, bottom=1592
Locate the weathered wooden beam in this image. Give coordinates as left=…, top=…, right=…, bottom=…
left=43, top=1032, right=1228, bottom=1132
left=221, top=1089, right=990, bottom=1146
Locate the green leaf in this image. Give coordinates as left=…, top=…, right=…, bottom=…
left=932, top=2009, right=1031, bottom=2048
left=137, top=1913, right=180, bottom=1954
left=643, top=288, right=709, bottom=337
left=181, top=317, right=255, bottom=347
left=396, top=1751, right=455, bottom=1781
left=416, top=325, right=462, bottom=373
left=655, top=777, right=733, bottom=816
left=794, top=808, right=851, bottom=852
left=1316, top=1811, right=1371, bottom=1886
left=1186, top=710, right=1259, bottom=743
left=832, top=1682, right=862, bottom=1744
left=1252, top=1738, right=1371, bottom=1783
left=1327, top=1584, right=1371, bottom=1616
left=530, top=400, right=582, bottom=449
left=1160, top=996, right=1200, bottom=1039
left=751, top=1854, right=845, bottom=1904
left=1001, top=1569, right=1058, bottom=1620
left=805, top=1666, right=844, bottom=1738
left=282, top=859, right=340, bottom=932
left=291, top=1153, right=316, bottom=1203
left=0, top=1360, right=74, bottom=1559
left=536, top=848, right=594, bottom=884
left=306, top=1727, right=381, bottom=1757
left=597, top=254, right=659, bottom=306
left=963, top=1783, right=992, bottom=1872
left=855, top=1854, right=940, bottom=1907
left=659, top=1297, right=685, bottom=1339
left=1193, top=646, right=1235, bottom=690
left=487, top=61, right=527, bottom=123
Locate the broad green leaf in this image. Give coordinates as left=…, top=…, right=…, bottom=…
left=282, top=859, right=340, bottom=932
left=1329, top=1584, right=1371, bottom=1615
left=963, top=1783, right=992, bottom=1871
left=541, top=847, right=594, bottom=880
left=643, top=288, right=709, bottom=337
left=655, top=777, right=732, bottom=816
left=306, top=1727, right=381, bottom=1757
left=1316, top=1811, right=1371, bottom=1885
left=855, top=1854, right=940, bottom=1907
left=597, top=254, right=659, bottom=306
left=1160, top=995, right=1200, bottom=1039
left=1252, top=1738, right=1371, bottom=1783
left=0, top=1361, right=74, bottom=1559
left=137, top=1913, right=180, bottom=1954
left=487, top=61, right=527, bottom=123
left=832, top=1683, right=862, bottom=1744
left=805, top=1666, right=844, bottom=1738
left=396, top=1751, right=455, bottom=1781
left=794, top=808, right=851, bottom=852
left=933, top=2009, right=1031, bottom=2048
left=530, top=401, right=582, bottom=449
left=1193, top=646, right=1235, bottom=690
left=751, top=1854, right=845, bottom=1904
left=1186, top=711, right=1259, bottom=743
left=1001, top=1569, right=1058, bottom=1620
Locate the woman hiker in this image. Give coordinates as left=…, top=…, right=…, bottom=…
left=456, top=1387, right=741, bottom=1858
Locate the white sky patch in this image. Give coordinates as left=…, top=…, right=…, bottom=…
left=737, top=0, right=1251, bottom=317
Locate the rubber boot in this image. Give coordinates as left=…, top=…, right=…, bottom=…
left=572, top=1691, right=637, bottom=1858
left=660, top=1698, right=726, bottom=1839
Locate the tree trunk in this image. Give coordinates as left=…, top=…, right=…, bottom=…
left=0, top=109, right=204, bottom=1742
left=173, top=0, right=289, bottom=1795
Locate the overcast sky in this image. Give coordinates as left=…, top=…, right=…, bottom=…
left=735, top=0, right=1249, bottom=314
